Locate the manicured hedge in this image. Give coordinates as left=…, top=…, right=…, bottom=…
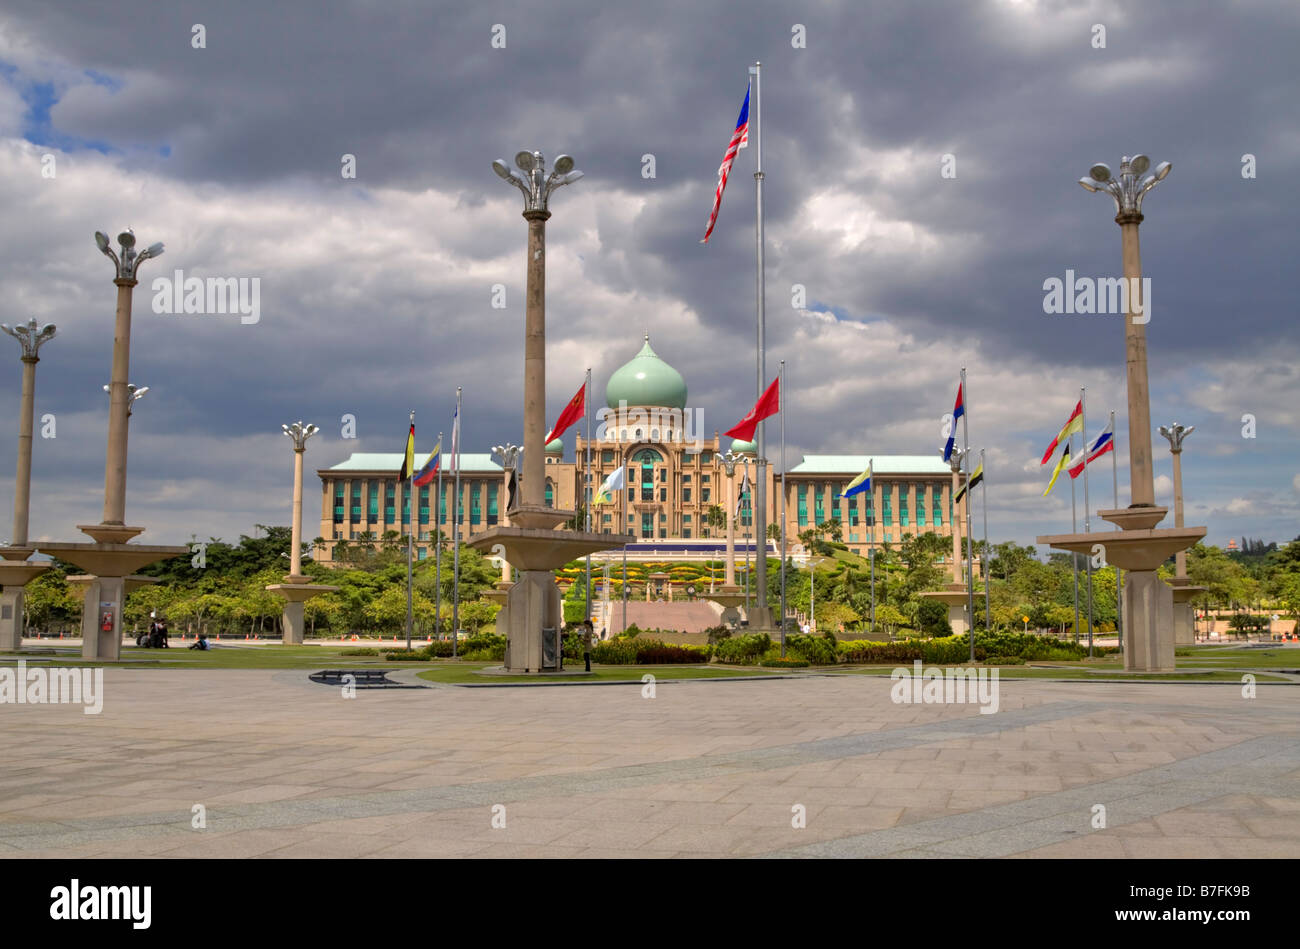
left=591, top=638, right=712, bottom=665
left=713, top=633, right=772, bottom=664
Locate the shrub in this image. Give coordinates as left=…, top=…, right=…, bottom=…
left=340, top=647, right=379, bottom=656
left=563, top=600, right=587, bottom=625
left=916, top=598, right=954, bottom=637
left=592, top=638, right=639, bottom=665
left=760, top=656, right=810, bottom=668
left=620, top=623, right=642, bottom=639
left=704, top=624, right=731, bottom=644
left=785, top=633, right=839, bottom=665
left=386, top=647, right=432, bottom=661
left=984, top=655, right=1025, bottom=665
left=458, top=633, right=506, bottom=661
left=713, top=633, right=771, bottom=664
left=632, top=641, right=711, bottom=664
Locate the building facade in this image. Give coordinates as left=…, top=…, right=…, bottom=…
left=317, top=337, right=967, bottom=565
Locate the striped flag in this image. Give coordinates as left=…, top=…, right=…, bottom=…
left=839, top=461, right=872, bottom=499
left=943, top=383, right=965, bottom=462
left=1042, top=443, right=1072, bottom=496
left=735, top=465, right=750, bottom=520
left=413, top=440, right=441, bottom=487
left=954, top=461, right=983, bottom=504
left=700, top=82, right=750, bottom=244
left=398, top=422, right=415, bottom=480
left=1041, top=401, right=1084, bottom=465
left=1068, top=420, right=1114, bottom=479
left=449, top=404, right=460, bottom=474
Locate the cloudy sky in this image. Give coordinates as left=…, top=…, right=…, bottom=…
left=0, top=0, right=1295, bottom=554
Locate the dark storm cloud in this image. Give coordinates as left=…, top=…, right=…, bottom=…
left=0, top=0, right=1295, bottom=547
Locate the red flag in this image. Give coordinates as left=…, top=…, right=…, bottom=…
left=725, top=377, right=780, bottom=442
left=544, top=381, right=586, bottom=445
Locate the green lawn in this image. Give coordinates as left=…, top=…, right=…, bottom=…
left=4, top=641, right=1293, bottom=683
left=416, top=663, right=786, bottom=685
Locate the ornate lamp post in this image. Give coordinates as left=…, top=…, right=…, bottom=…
left=267, top=421, right=337, bottom=645
left=1159, top=422, right=1204, bottom=645
left=470, top=151, right=632, bottom=672
left=1039, top=156, right=1205, bottom=671
left=482, top=444, right=522, bottom=611
left=39, top=230, right=187, bottom=660
left=0, top=319, right=56, bottom=650
left=920, top=447, right=971, bottom=637
left=700, top=449, right=747, bottom=626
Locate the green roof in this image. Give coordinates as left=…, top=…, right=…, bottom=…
left=730, top=438, right=757, bottom=454
left=788, top=455, right=950, bottom=475
left=605, top=336, right=688, bottom=410
left=322, top=452, right=502, bottom=473
left=546, top=437, right=564, bottom=453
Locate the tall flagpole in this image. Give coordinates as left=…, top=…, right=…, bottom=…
left=451, top=387, right=462, bottom=658
left=1070, top=427, right=1080, bottom=643
left=750, top=60, right=769, bottom=625
left=622, top=448, right=628, bottom=632
left=406, top=409, right=414, bottom=651
left=1081, top=386, right=1095, bottom=657
left=584, top=367, right=592, bottom=619
left=434, top=429, right=443, bottom=639
left=980, top=447, right=990, bottom=632
left=961, top=367, right=975, bottom=662
left=1111, top=409, right=1122, bottom=654
left=779, top=359, right=787, bottom=656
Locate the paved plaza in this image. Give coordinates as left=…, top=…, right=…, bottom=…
left=1, top=671, right=1297, bottom=858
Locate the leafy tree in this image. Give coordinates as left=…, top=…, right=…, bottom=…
left=916, top=597, right=953, bottom=637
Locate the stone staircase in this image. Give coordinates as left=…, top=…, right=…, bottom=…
left=599, top=599, right=727, bottom=635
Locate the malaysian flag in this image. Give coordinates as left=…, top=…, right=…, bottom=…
left=700, top=82, right=750, bottom=244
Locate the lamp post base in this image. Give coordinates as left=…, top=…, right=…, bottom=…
left=266, top=581, right=339, bottom=645
left=40, top=541, right=189, bottom=661
left=468, top=527, right=633, bottom=673
left=1036, top=524, right=1205, bottom=672
left=0, top=561, right=51, bottom=651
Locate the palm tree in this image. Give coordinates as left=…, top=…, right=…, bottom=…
left=705, top=504, right=726, bottom=536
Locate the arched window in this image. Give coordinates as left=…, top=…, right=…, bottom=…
left=545, top=479, right=554, bottom=508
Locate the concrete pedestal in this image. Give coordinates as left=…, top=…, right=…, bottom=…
left=40, top=539, right=189, bottom=661
left=919, top=584, right=970, bottom=637
left=266, top=577, right=339, bottom=645
left=0, top=558, right=50, bottom=651
left=1123, top=571, right=1175, bottom=672
left=1168, top=578, right=1206, bottom=647
left=0, top=588, right=25, bottom=651
left=469, top=525, right=633, bottom=674
left=702, top=587, right=746, bottom=627
left=79, top=576, right=125, bottom=660
left=1038, top=510, right=1204, bottom=673
left=501, top=571, right=564, bottom=672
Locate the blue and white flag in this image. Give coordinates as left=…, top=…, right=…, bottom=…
left=839, top=461, right=872, bottom=499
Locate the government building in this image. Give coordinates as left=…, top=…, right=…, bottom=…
left=316, top=337, right=964, bottom=566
